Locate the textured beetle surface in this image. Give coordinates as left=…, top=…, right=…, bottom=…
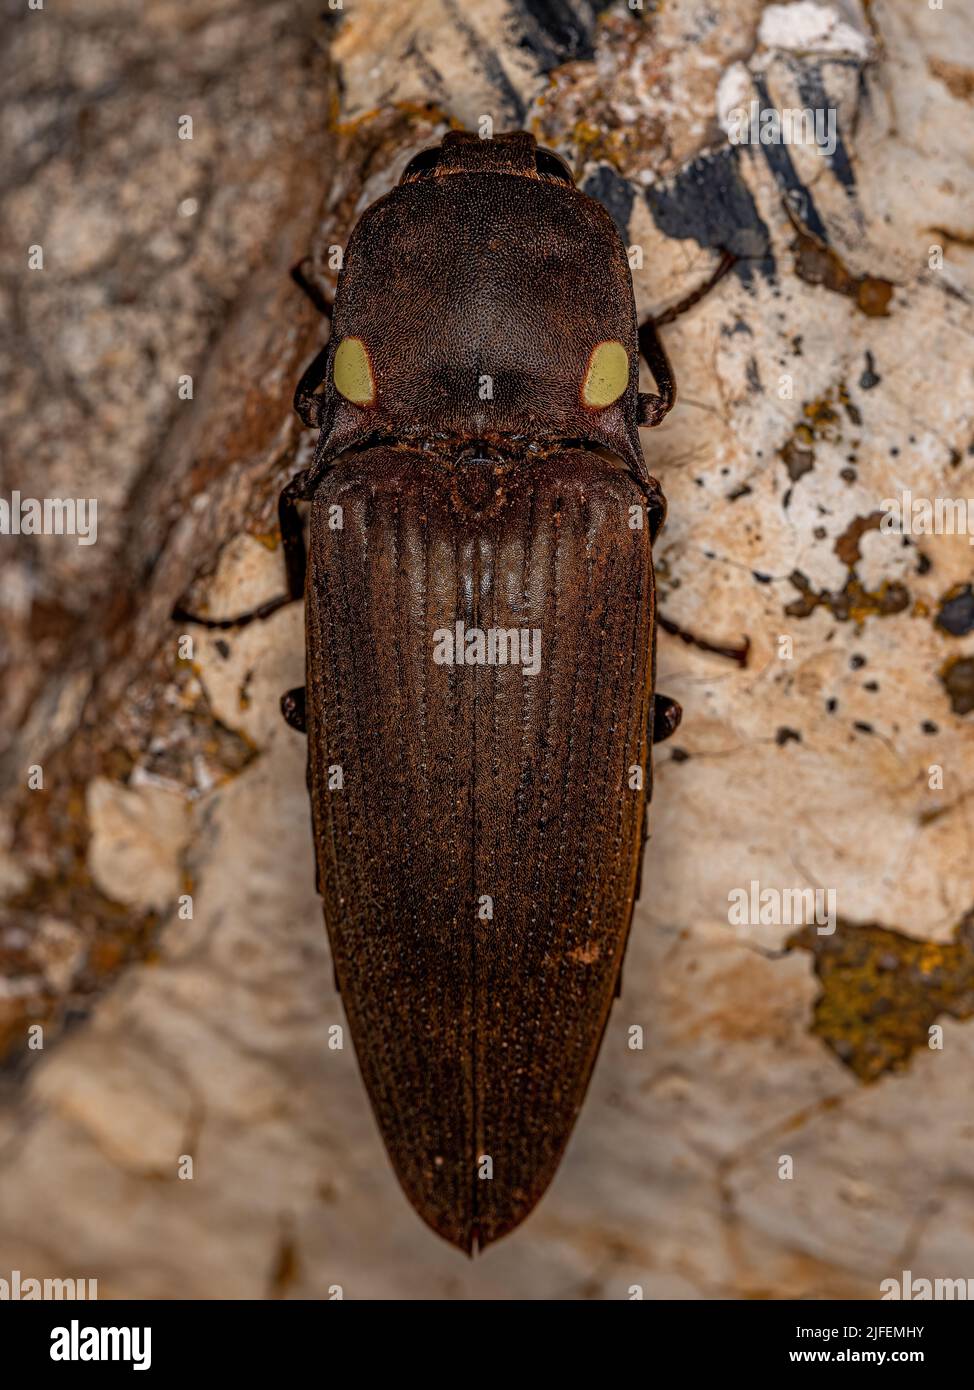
left=287, top=131, right=679, bottom=1252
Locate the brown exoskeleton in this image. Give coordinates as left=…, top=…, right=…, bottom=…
left=213, top=130, right=684, bottom=1251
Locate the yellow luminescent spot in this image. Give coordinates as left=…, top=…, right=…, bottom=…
left=581, top=340, right=629, bottom=408
left=334, top=337, right=375, bottom=405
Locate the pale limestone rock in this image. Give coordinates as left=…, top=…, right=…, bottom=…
left=87, top=779, right=191, bottom=913
left=758, top=1, right=875, bottom=60
left=0, top=0, right=973, bottom=1303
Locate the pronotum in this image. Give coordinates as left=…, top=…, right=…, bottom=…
left=213, top=130, right=683, bottom=1252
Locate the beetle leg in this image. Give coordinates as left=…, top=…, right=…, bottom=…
left=172, top=472, right=313, bottom=629
left=172, top=591, right=293, bottom=631
left=280, top=686, right=307, bottom=733
left=638, top=250, right=737, bottom=426
left=644, top=480, right=667, bottom=542
left=290, top=257, right=334, bottom=427
left=637, top=317, right=676, bottom=428
left=654, top=249, right=736, bottom=327
left=290, top=258, right=333, bottom=321
left=652, top=693, right=683, bottom=743
left=294, top=343, right=332, bottom=429
left=277, top=470, right=311, bottom=599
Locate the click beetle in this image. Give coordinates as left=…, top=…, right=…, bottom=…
left=275, top=130, right=681, bottom=1251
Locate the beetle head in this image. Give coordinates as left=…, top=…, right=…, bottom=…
left=319, top=131, right=643, bottom=471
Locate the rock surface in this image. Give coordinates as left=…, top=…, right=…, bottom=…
left=0, top=0, right=973, bottom=1299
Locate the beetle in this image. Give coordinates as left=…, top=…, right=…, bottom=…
left=273, top=130, right=682, bottom=1252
